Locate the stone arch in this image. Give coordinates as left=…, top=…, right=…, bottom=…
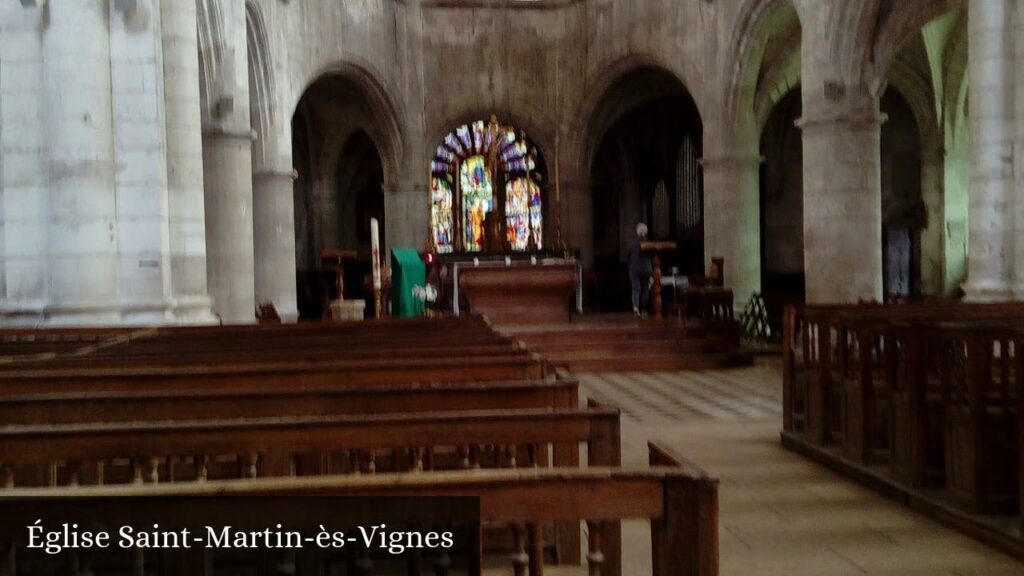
left=873, top=0, right=963, bottom=83
left=942, top=16, right=969, bottom=147
left=829, top=0, right=882, bottom=88
left=723, top=0, right=802, bottom=130
left=293, top=61, right=405, bottom=190
left=195, top=0, right=225, bottom=121
left=885, top=59, right=940, bottom=151
left=246, top=0, right=276, bottom=169
left=427, top=109, right=554, bottom=177
left=752, top=42, right=801, bottom=135
left=572, top=56, right=702, bottom=179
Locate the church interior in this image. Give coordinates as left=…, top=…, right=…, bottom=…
left=1, top=0, right=1024, bottom=574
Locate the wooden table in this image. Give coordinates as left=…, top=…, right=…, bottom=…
left=457, top=261, right=579, bottom=324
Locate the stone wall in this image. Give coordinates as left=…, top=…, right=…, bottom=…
left=2, top=0, right=1016, bottom=324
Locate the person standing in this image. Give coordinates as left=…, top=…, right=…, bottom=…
left=628, top=223, right=652, bottom=316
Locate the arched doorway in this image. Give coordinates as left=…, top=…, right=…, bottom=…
left=880, top=88, right=924, bottom=300
left=586, top=67, right=703, bottom=312
left=759, top=88, right=804, bottom=308
left=291, top=75, right=391, bottom=320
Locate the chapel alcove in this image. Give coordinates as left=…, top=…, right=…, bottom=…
left=588, top=67, right=704, bottom=311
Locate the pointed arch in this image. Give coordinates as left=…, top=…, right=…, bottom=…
left=829, top=0, right=881, bottom=87
left=873, top=0, right=963, bottom=82
left=885, top=58, right=940, bottom=150
left=293, top=61, right=406, bottom=191
left=942, top=16, right=969, bottom=147
left=723, top=0, right=802, bottom=129
left=246, top=0, right=277, bottom=168
left=572, top=56, right=701, bottom=177
left=195, top=0, right=225, bottom=120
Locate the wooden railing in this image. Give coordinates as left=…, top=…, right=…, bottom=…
left=782, top=302, right=1024, bottom=537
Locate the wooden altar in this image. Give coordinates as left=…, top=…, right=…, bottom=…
left=456, top=261, right=580, bottom=324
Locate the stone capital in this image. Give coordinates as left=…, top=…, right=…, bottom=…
left=202, top=126, right=257, bottom=142
left=253, top=168, right=298, bottom=182
left=699, top=155, right=763, bottom=169
left=962, top=279, right=1014, bottom=302
left=796, top=108, right=887, bottom=132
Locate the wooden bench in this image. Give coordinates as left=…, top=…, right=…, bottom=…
left=0, top=404, right=619, bottom=574
left=0, top=378, right=579, bottom=426
left=0, top=354, right=549, bottom=396
left=0, top=443, right=717, bottom=576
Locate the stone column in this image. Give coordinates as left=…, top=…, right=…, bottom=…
left=701, top=155, right=762, bottom=309
left=943, top=144, right=971, bottom=295
left=965, top=0, right=1014, bottom=301
left=561, top=180, right=593, bottom=266
left=203, top=128, right=257, bottom=323
left=44, top=0, right=120, bottom=324
left=253, top=168, right=299, bottom=321
left=161, top=0, right=216, bottom=323
left=201, top=0, right=256, bottom=324
left=919, top=147, right=945, bottom=297
left=0, top=3, right=47, bottom=322
left=1015, top=0, right=1024, bottom=299
left=797, top=107, right=884, bottom=304
left=383, top=183, right=429, bottom=253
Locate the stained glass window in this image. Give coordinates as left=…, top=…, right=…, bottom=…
left=506, top=179, right=530, bottom=251
left=460, top=155, right=493, bottom=252
left=529, top=179, right=543, bottom=249
left=430, top=116, right=541, bottom=253
left=431, top=177, right=454, bottom=253
left=506, top=178, right=543, bottom=251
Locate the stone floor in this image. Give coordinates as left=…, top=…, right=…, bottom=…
left=576, top=359, right=1024, bottom=576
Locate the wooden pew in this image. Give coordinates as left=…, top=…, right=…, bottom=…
left=0, top=316, right=500, bottom=364
left=0, top=378, right=579, bottom=426
left=944, top=324, right=1018, bottom=514
left=783, top=305, right=1024, bottom=544
left=784, top=303, right=1024, bottom=451
left=0, top=405, right=617, bottom=574
left=0, top=354, right=549, bottom=396
left=1017, top=328, right=1024, bottom=533
left=0, top=406, right=621, bottom=486
left=0, top=443, right=718, bottom=576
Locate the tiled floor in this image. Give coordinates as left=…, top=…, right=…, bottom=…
left=577, top=359, right=1024, bottom=576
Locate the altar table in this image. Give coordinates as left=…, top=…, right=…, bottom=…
left=454, top=261, right=582, bottom=324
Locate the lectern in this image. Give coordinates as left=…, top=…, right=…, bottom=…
left=640, top=241, right=677, bottom=320
left=321, top=249, right=364, bottom=321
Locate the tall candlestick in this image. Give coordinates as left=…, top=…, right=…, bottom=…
left=370, top=218, right=382, bottom=318
left=370, top=218, right=382, bottom=290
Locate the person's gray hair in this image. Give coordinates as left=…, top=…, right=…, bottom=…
left=636, top=223, right=648, bottom=237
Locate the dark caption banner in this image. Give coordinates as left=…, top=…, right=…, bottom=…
left=0, top=495, right=481, bottom=575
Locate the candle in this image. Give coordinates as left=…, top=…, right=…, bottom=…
left=370, top=218, right=382, bottom=290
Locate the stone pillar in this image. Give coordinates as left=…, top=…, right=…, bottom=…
left=44, top=0, right=120, bottom=324
left=701, top=155, right=762, bottom=309
left=0, top=3, right=47, bottom=322
left=798, top=108, right=884, bottom=304
left=919, top=147, right=945, bottom=297
left=943, top=144, right=971, bottom=296
left=965, top=0, right=1014, bottom=301
left=383, top=184, right=429, bottom=252
left=253, top=168, right=299, bottom=321
left=161, top=0, right=216, bottom=323
left=561, top=180, right=593, bottom=265
left=1015, top=0, right=1024, bottom=299
left=201, top=0, right=256, bottom=324
left=203, top=128, right=257, bottom=323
